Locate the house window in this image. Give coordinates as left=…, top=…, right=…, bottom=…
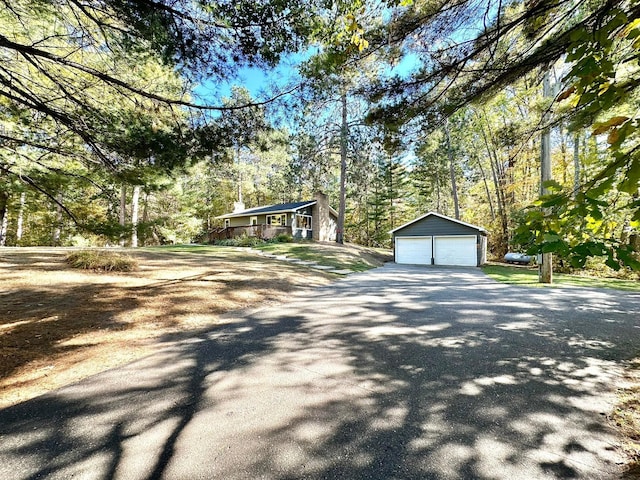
left=295, top=214, right=312, bottom=230
left=250, top=216, right=258, bottom=226
left=224, top=219, right=230, bottom=228
left=266, top=214, right=287, bottom=226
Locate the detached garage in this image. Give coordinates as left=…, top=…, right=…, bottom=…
left=391, top=212, right=487, bottom=267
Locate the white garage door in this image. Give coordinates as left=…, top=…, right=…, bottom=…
left=396, top=237, right=432, bottom=265
left=434, top=236, right=477, bottom=266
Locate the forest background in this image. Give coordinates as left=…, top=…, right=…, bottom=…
left=0, top=0, right=638, bottom=274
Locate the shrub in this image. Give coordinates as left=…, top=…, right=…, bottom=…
left=236, top=235, right=263, bottom=247
left=214, top=238, right=237, bottom=246
left=274, top=233, right=294, bottom=243
left=66, top=250, right=137, bottom=272
left=214, top=235, right=265, bottom=248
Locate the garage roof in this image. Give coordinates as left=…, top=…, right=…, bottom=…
left=390, top=212, right=487, bottom=234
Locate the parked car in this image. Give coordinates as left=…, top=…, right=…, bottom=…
left=504, top=252, right=532, bottom=265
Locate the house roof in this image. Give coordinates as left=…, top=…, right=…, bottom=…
left=389, top=212, right=487, bottom=234
left=217, top=200, right=317, bottom=219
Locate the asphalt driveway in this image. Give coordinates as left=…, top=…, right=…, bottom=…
left=1, top=264, right=639, bottom=479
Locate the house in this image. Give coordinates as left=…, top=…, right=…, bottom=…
left=211, top=192, right=338, bottom=242
left=390, top=212, right=487, bottom=267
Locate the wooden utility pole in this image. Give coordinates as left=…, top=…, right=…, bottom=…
left=539, top=71, right=553, bottom=284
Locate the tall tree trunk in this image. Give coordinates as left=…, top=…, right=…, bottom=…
left=435, top=159, right=441, bottom=213
left=119, top=184, right=127, bottom=247
left=142, top=191, right=149, bottom=224
left=480, top=120, right=509, bottom=255
left=388, top=154, right=394, bottom=230
left=476, top=155, right=495, bottom=220
left=573, top=132, right=580, bottom=198
left=141, top=191, right=149, bottom=246
left=444, top=120, right=460, bottom=219
left=337, top=88, right=348, bottom=244
left=539, top=71, right=553, bottom=284
left=236, top=146, right=243, bottom=205
left=0, top=191, right=8, bottom=247
left=16, top=192, right=25, bottom=243
left=52, top=192, right=63, bottom=246
left=131, top=185, right=140, bottom=248
left=559, top=123, right=568, bottom=185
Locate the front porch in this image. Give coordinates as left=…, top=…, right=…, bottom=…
left=207, top=225, right=313, bottom=243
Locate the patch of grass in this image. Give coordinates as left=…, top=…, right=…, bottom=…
left=141, top=244, right=223, bottom=253
left=140, top=245, right=257, bottom=263
left=255, top=242, right=391, bottom=272
left=482, top=264, right=640, bottom=291
left=143, top=242, right=392, bottom=272
left=66, top=250, right=137, bottom=272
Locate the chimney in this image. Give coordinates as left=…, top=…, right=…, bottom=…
left=233, top=201, right=245, bottom=213
left=312, top=191, right=329, bottom=241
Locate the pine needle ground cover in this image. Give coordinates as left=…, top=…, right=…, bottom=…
left=0, top=246, right=339, bottom=408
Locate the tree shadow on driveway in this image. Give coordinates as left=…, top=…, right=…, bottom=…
left=0, top=265, right=638, bottom=479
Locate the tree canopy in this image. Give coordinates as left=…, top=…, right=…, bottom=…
left=360, top=0, right=640, bottom=270
left=1, top=0, right=638, bottom=273
left=0, top=0, right=318, bottom=171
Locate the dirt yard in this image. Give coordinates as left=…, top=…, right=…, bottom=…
left=0, top=246, right=336, bottom=408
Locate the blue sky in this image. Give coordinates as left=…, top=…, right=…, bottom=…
left=193, top=45, right=422, bottom=108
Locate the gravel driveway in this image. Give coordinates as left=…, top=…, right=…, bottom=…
left=1, top=264, right=639, bottom=479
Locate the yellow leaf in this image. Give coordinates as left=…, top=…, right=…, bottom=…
left=598, top=82, right=611, bottom=95
left=607, top=128, right=620, bottom=144
left=622, top=18, right=640, bottom=37
left=569, top=94, right=581, bottom=108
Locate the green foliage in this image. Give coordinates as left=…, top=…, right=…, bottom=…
left=513, top=5, right=640, bottom=271
left=216, top=233, right=295, bottom=247
left=66, top=250, right=137, bottom=272
left=236, top=236, right=263, bottom=247
left=274, top=233, right=294, bottom=243
left=513, top=185, right=640, bottom=271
